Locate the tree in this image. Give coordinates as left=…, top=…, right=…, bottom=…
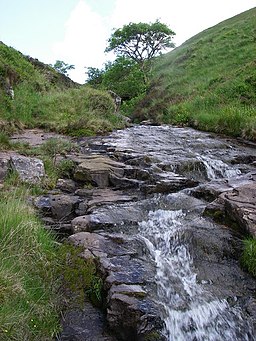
left=102, top=57, right=146, bottom=100
left=85, top=66, right=105, bottom=86
left=52, top=60, right=75, bottom=76
left=105, top=20, right=175, bottom=63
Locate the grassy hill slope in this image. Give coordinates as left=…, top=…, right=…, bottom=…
left=0, top=42, right=125, bottom=136
left=134, top=7, right=256, bottom=140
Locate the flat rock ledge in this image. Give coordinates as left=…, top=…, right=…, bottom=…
left=201, top=172, right=256, bottom=237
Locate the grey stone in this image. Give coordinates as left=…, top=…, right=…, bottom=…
left=74, top=155, right=126, bottom=188
left=10, top=155, right=45, bottom=184
left=50, top=194, right=80, bottom=221
left=56, top=178, right=76, bottom=193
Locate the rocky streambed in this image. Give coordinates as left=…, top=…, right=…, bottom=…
left=4, top=126, right=256, bottom=340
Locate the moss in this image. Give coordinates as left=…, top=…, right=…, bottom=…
left=59, top=243, right=103, bottom=307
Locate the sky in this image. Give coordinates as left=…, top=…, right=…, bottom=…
left=0, top=0, right=255, bottom=83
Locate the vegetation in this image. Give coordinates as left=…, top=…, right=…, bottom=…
left=241, top=239, right=256, bottom=277
left=51, top=60, right=75, bottom=76
left=0, top=158, right=103, bottom=340
left=86, top=20, right=175, bottom=114
left=133, top=8, right=256, bottom=141
left=105, top=20, right=175, bottom=83
left=0, top=42, right=126, bottom=137
left=0, top=188, right=60, bottom=340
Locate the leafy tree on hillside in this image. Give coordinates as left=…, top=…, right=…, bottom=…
left=52, top=60, right=75, bottom=76
left=106, top=20, right=175, bottom=62
left=105, top=20, right=175, bottom=83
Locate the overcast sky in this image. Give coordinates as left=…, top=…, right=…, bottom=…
left=0, top=0, right=255, bottom=83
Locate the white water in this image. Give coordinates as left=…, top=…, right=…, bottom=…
left=197, top=155, right=241, bottom=180
left=138, top=209, right=250, bottom=341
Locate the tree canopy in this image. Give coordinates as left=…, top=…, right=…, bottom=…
left=52, top=60, right=75, bottom=76
left=105, top=20, right=175, bottom=63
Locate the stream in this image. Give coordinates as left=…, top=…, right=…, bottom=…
left=24, top=124, right=255, bottom=340
left=88, top=125, right=256, bottom=340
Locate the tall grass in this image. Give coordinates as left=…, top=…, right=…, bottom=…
left=241, top=239, right=256, bottom=277
left=1, top=84, right=126, bottom=136
left=0, top=190, right=61, bottom=340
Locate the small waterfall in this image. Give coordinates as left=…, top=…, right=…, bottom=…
left=138, top=209, right=251, bottom=341
left=197, top=155, right=241, bottom=180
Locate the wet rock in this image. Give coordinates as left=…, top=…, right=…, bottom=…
left=60, top=300, right=116, bottom=341
left=35, top=194, right=80, bottom=222
left=204, top=175, right=256, bottom=236
left=71, top=204, right=144, bottom=233
left=74, top=155, right=126, bottom=188
left=143, top=171, right=198, bottom=194
left=10, top=155, right=45, bottom=184
left=68, top=232, right=163, bottom=340
left=109, top=173, right=142, bottom=188
left=87, top=188, right=135, bottom=209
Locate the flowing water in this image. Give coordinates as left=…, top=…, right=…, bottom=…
left=138, top=207, right=251, bottom=340
left=99, top=125, right=256, bottom=340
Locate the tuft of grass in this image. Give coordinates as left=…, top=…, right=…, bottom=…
left=0, top=132, right=11, bottom=150
left=241, top=238, right=256, bottom=277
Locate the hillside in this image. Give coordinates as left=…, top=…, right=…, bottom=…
left=134, top=7, right=256, bottom=140
left=0, top=42, right=125, bottom=136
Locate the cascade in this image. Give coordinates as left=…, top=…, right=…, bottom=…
left=138, top=207, right=252, bottom=340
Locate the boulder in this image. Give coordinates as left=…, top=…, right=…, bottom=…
left=10, top=155, right=45, bottom=184
left=74, top=155, right=126, bottom=188
left=220, top=183, right=256, bottom=236
left=34, top=194, right=80, bottom=222
left=204, top=174, right=256, bottom=237
left=56, top=178, right=77, bottom=193
left=71, top=204, right=144, bottom=233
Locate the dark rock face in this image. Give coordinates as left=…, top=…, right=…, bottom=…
left=68, top=232, right=163, bottom=340
left=60, top=300, right=116, bottom=341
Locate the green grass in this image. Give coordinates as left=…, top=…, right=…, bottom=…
left=0, top=41, right=127, bottom=137
left=241, top=238, right=256, bottom=277
left=134, top=7, right=256, bottom=140
left=0, top=184, right=104, bottom=340
left=0, top=84, right=126, bottom=136
left=0, top=189, right=61, bottom=340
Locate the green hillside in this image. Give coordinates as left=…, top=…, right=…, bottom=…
left=0, top=42, right=125, bottom=136
left=134, top=8, right=256, bottom=140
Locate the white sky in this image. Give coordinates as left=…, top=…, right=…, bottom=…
left=0, top=0, right=255, bottom=83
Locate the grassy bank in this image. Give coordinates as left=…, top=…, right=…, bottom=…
left=1, top=84, right=126, bottom=137
left=0, top=42, right=126, bottom=137
left=134, top=8, right=256, bottom=141
left=0, top=188, right=60, bottom=340
left=0, top=134, right=105, bottom=339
